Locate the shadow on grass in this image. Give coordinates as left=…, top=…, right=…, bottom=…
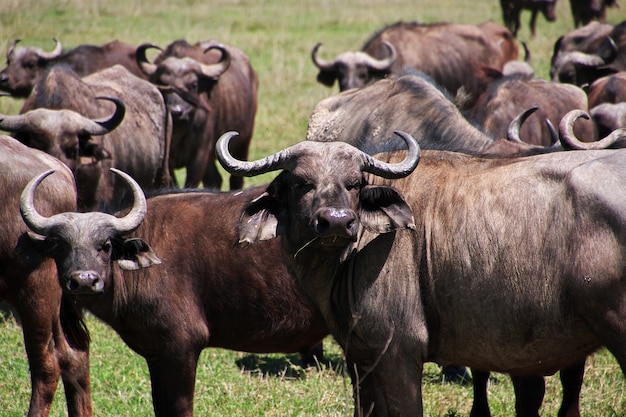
left=235, top=351, right=346, bottom=379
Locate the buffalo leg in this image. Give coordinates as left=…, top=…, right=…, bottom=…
left=511, top=375, right=544, bottom=417
left=56, top=300, right=92, bottom=417
left=146, top=352, right=200, bottom=417
left=470, top=370, right=492, bottom=417
left=529, top=9, right=539, bottom=38
left=558, top=360, right=585, bottom=417
left=12, top=284, right=63, bottom=417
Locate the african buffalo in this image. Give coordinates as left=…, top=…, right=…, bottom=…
left=20, top=169, right=328, bottom=417
left=0, top=64, right=171, bottom=211
left=0, top=38, right=145, bottom=98
left=0, top=135, right=92, bottom=417
left=550, top=20, right=626, bottom=86
left=307, top=73, right=561, bottom=156
left=468, top=77, right=596, bottom=146
left=591, top=102, right=626, bottom=137
left=217, top=130, right=626, bottom=417
left=586, top=71, right=626, bottom=108
left=499, top=0, right=557, bottom=37
left=136, top=39, right=258, bottom=190
left=313, top=21, right=517, bottom=103
left=569, top=0, right=619, bottom=28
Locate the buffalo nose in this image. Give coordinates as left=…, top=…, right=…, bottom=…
left=315, top=207, right=358, bottom=240
left=67, top=271, right=104, bottom=293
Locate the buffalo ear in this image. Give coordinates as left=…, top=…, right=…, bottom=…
left=115, top=238, right=162, bottom=270
left=317, top=70, right=337, bottom=87
left=359, top=185, right=415, bottom=233
left=239, top=190, right=288, bottom=244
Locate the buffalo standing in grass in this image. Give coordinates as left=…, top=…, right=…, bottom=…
left=0, top=65, right=171, bottom=211
left=499, top=0, right=558, bottom=37
left=217, top=128, right=626, bottom=417
left=0, top=135, right=92, bottom=417
left=19, top=169, right=328, bottom=417
left=312, top=21, right=517, bottom=106
left=137, top=39, right=258, bottom=190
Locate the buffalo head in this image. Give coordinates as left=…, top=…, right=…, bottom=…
left=311, top=41, right=397, bottom=91
left=0, top=38, right=63, bottom=98
left=216, top=131, right=419, bottom=257
left=20, top=168, right=161, bottom=294
left=136, top=42, right=231, bottom=122
left=0, top=96, right=124, bottom=170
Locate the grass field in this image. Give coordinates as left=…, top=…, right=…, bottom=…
left=0, top=0, right=625, bottom=416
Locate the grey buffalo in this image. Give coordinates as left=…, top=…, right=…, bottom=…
left=217, top=130, right=626, bottom=417
left=0, top=64, right=171, bottom=211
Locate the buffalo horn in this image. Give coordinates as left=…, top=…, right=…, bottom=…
left=507, top=106, right=539, bottom=142
left=20, top=168, right=147, bottom=236
left=216, top=130, right=420, bottom=180
left=37, top=38, right=63, bottom=60
left=6, top=39, right=20, bottom=60
left=108, top=168, right=148, bottom=233
left=88, top=96, right=126, bottom=134
left=311, top=43, right=335, bottom=72
left=364, top=41, right=397, bottom=71
left=136, top=43, right=162, bottom=76
left=559, top=109, right=626, bottom=150
left=0, top=113, right=27, bottom=132
left=199, top=43, right=231, bottom=79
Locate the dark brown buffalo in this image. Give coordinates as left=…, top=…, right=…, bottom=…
left=586, top=71, right=626, bottom=108
left=307, top=73, right=561, bottom=156
left=0, top=64, right=171, bottom=211
left=0, top=135, right=92, bottom=417
left=20, top=169, right=328, bottom=417
left=217, top=130, right=626, bottom=417
left=569, top=0, right=618, bottom=28
left=136, top=39, right=258, bottom=190
left=468, top=77, right=596, bottom=146
left=0, top=39, right=145, bottom=98
left=550, top=20, right=626, bottom=86
left=499, top=0, right=558, bottom=37
left=313, top=21, right=518, bottom=102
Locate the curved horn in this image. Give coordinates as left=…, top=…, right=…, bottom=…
left=81, top=96, right=126, bottom=135
left=217, top=131, right=292, bottom=176
left=199, top=44, right=231, bottom=79
left=20, top=170, right=61, bottom=236
left=136, top=43, right=162, bottom=76
left=559, top=109, right=626, bottom=150
left=217, top=130, right=421, bottom=180
left=109, top=168, right=147, bottom=234
left=507, top=106, right=539, bottom=142
left=0, top=113, right=28, bottom=132
left=364, top=41, right=397, bottom=71
left=311, top=43, right=335, bottom=72
left=545, top=118, right=559, bottom=146
left=37, top=38, right=63, bottom=60
left=6, top=39, right=20, bottom=60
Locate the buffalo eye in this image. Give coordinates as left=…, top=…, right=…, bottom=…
left=188, top=81, right=198, bottom=93
left=293, top=178, right=315, bottom=194
left=346, top=179, right=363, bottom=191
left=99, top=240, right=112, bottom=256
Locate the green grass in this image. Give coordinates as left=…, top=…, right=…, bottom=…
left=0, top=0, right=625, bottom=416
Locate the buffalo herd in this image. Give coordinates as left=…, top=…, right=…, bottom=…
left=0, top=3, right=625, bottom=417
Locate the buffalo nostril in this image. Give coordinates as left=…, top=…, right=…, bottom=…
left=316, top=208, right=357, bottom=238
